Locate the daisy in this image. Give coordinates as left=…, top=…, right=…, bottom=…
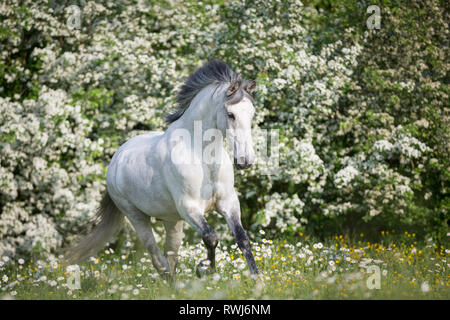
left=421, top=282, right=430, bottom=293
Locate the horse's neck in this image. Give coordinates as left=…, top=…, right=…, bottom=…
left=166, top=86, right=224, bottom=150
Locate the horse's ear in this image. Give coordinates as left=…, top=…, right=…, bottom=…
left=246, top=80, right=256, bottom=94
left=227, top=80, right=239, bottom=97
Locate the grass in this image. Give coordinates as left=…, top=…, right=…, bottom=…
left=1, top=231, right=449, bottom=300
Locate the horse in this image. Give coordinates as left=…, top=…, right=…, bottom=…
left=65, top=60, right=260, bottom=281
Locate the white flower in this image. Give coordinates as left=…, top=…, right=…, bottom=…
left=334, top=165, right=359, bottom=189
left=421, top=282, right=430, bottom=293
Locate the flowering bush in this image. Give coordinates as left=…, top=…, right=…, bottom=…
left=0, top=0, right=448, bottom=256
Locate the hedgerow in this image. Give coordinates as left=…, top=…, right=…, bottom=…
left=0, top=0, right=448, bottom=256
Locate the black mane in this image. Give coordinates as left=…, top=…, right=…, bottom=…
left=166, top=60, right=247, bottom=124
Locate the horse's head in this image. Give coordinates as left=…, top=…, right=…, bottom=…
left=217, top=78, right=257, bottom=170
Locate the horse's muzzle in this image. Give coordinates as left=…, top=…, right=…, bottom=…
left=234, top=157, right=253, bottom=170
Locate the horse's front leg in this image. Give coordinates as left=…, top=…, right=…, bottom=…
left=175, top=199, right=218, bottom=277
left=217, top=195, right=259, bottom=275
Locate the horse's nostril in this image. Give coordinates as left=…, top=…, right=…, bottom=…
left=234, top=157, right=246, bottom=166
left=234, top=159, right=252, bottom=170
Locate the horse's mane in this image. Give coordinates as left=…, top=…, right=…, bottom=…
left=166, top=60, right=247, bottom=124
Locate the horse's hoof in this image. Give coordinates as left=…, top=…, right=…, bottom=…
left=159, top=271, right=174, bottom=285
left=195, top=259, right=214, bottom=278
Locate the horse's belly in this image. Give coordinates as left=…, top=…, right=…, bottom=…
left=118, top=166, right=179, bottom=220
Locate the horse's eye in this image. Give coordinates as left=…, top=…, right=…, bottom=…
left=227, top=112, right=235, bottom=120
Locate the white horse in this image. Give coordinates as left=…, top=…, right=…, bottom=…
left=65, top=60, right=259, bottom=280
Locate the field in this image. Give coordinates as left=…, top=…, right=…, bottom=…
left=1, top=232, right=448, bottom=300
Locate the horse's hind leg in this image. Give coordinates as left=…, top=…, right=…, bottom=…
left=163, top=220, right=184, bottom=275
left=114, top=200, right=171, bottom=279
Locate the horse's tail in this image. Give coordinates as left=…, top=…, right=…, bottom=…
left=64, top=191, right=124, bottom=264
